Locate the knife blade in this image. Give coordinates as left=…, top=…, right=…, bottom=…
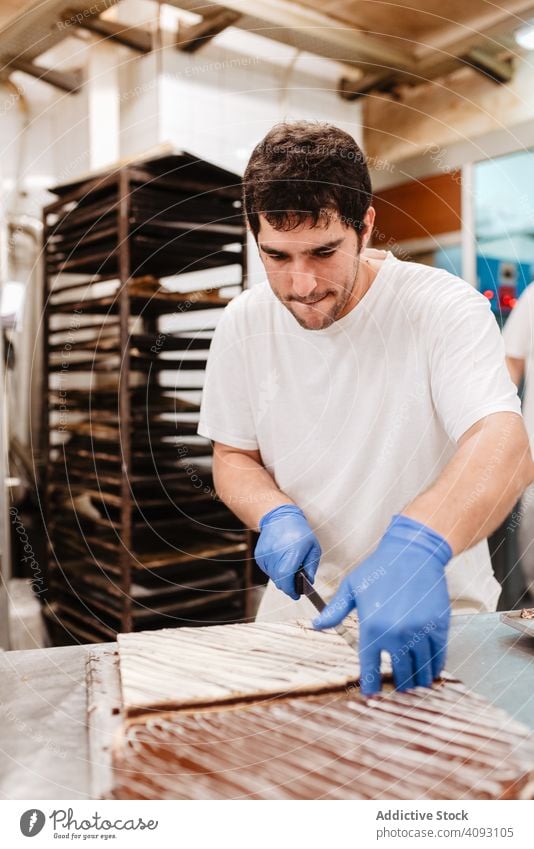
left=295, top=568, right=357, bottom=651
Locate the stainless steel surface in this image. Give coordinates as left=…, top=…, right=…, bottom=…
left=447, top=612, right=534, bottom=731
left=0, top=642, right=112, bottom=799
left=500, top=610, right=534, bottom=639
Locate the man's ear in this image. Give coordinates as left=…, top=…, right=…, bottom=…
left=360, top=206, right=376, bottom=250
left=245, top=221, right=260, bottom=251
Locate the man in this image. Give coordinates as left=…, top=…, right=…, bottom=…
left=503, top=282, right=534, bottom=599
left=197, top=121, right=533, bottom=695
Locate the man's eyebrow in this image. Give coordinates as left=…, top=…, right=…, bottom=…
left=259, top=244, right=289, bottom=255
left=259, top=237, right=344, bottom=254
left=307, top=237, right=344, bottom=253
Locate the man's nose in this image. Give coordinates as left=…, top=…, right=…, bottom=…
left=290, top=265, right=318, bottom=298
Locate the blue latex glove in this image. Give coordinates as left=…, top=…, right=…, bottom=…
left=313, top=514, right=452, bottom=695
left=255, top=504, right=322, bottom=600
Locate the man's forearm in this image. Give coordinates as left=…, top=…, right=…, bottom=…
left=403, top=412, right=534, bottom=555
left=212, top=447, right=294, bottom=530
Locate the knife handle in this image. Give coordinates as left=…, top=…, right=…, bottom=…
left=294, top=566, right=305, bottom=596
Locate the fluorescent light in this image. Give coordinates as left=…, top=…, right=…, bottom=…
left=1, top=280, right=25, bottom=329
left=515, top=21, right=534, bottom=49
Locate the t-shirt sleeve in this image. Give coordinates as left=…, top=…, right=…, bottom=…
left=197, top=301, right=259, bottom=450
left=502, top=284, right=534, bottom=359
left=430, top=285, right=522, bottom=442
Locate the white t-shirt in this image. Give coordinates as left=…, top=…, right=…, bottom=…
left=198, top=250, right=521, bottom=617
left=503, top=283, right=534, bottom=448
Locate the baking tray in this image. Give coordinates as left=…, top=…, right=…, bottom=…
left=500, top=609, right=534, bottom=639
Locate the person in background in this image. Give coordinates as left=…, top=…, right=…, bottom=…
left=503, top=282, right=534, bottom=600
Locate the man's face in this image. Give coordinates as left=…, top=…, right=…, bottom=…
left=257, top=211, right=371, bottom=331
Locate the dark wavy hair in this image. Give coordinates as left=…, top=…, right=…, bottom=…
left=243, top=121, right=372, bottom=244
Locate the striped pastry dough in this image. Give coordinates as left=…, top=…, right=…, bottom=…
left=111, top=681, right=534, bottom=800
left=117, top=621, right=375, bottom=715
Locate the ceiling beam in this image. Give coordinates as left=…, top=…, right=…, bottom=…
left=9, top=58, right=82, bottom=93
left=338, top=46, right=516, bottom=102
left=172, top=1, right=525, bottom=101
left=413, top=0, right=534, bottom=61
left=363, top=54, right=534, bottom=165
left=176, top=5, right=241, bottom=52
left=462, top=48, right=514, bottom=85
left=71, top=15, right=153, bottom=53
left=338, top=72, right=401, bottom=101
left=338, top=21, right=524, bottom=102
left=169, top=0, right=416, bottom=71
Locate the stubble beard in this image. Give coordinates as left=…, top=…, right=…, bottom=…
left=280, top=254, right=362, bottom=331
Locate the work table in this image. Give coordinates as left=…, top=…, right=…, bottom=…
left=0, top=612, right=532, bottom=800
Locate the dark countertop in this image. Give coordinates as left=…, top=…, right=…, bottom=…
left=0, top=612, right=532, bottom=799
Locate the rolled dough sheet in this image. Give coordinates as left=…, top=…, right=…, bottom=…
left=117, top=621, right=387, bottom=715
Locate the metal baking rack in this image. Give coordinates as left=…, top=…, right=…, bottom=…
left=41, top=151, right=254, bottom=644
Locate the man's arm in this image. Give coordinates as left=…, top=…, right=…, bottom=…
left=314, top=411, right=534, bottom=693
left=212, top=441, right=322, bottom=598
left=212, top=441, right=293, bottom=530
left=506, top=355, right=525, bottom=388
left=403, top=411, right=534, bottom=555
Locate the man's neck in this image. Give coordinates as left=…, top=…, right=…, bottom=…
left=337, top=249, right=385, bottom=320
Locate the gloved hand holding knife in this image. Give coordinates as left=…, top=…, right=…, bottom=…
left=255, top=506, right=452, bottom=695
left=254, top=504, right=321, bottom=600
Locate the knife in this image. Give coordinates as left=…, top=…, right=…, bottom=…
left=295, top=567, right=357, bottom=651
